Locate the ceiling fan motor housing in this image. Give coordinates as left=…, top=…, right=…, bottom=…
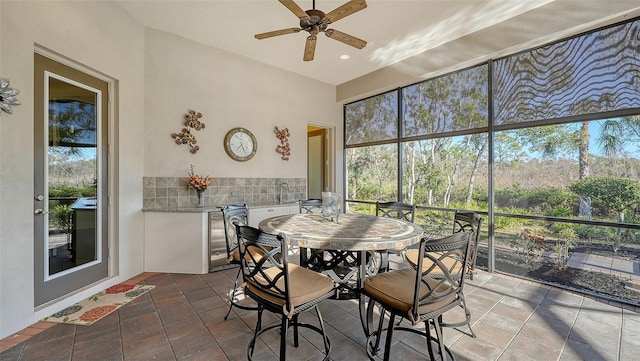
left=302, top=9, right=328, bottom=34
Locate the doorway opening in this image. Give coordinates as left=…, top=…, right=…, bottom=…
left=307, top=125, right=332, bottom=198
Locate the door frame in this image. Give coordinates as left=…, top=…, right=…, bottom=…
left=33, top=49, right=115, bottom=307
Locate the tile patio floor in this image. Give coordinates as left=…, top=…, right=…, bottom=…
left=1, top=268, right=639, bottom=361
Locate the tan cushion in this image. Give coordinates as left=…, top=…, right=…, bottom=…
left=247, top=263, right=334, bottom=310
left=363, top=268, right=455, bottom=324
left=405, top=249, right=462, bottom=275
left=230, top=246, right=266, bottom=263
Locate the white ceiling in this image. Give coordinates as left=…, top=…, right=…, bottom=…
left=113, top=0, right=637, bottom=86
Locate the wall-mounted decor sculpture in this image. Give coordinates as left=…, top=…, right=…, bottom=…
left=171, top=110, right=205, bottom=154
left=274, top=126, right=290, bottom=160
left=0, top=78, right=21, bottom=116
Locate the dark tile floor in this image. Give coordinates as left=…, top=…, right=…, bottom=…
left=1, top=267, right=639, bottom=361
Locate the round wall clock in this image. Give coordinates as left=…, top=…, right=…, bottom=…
left=224, top=127, right=257, bottom=162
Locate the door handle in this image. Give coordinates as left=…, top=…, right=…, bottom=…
left=34, top=209, right=49, bottom=215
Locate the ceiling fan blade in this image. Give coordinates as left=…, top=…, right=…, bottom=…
left=279, top=0, right=310, bottom=21
left=325, top=0, right=367, bottom=24
left=325, top=29, right=366, bottom=49
left=303, top=36, right=317, bottom=61
left=255, top=28, right=301, bottom=40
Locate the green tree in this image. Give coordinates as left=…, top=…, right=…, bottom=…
left=514, top=116, right=640, bottom=218
left=570, top=177, right=640, bottom=251
left=401, top=66, right=487, bottom=207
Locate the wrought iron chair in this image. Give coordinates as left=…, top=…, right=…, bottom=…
left=363, top=232, right=472, bottom=361
left=298, top=198, right=323, bottom=214
left=452, top=211, right=483, bottom=281
left=404, top=210, right=483, bottom=337
left=406, top=211, right=483, bottom=277
left=375, top=201, right=416, bottom=272
left=221, top=204, right=258, bottom=320
left=236, top=225, right=334, bottom=361
left=376, top=201, right=416, bottom=223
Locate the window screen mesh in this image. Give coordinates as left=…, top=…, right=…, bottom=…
left=494, top=20, right=640, bottom=125
left=403, top=65, right=488, bottom=136
left=345, top=91, right=398, bottom=145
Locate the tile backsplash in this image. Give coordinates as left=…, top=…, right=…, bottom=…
left=143, top=177, right=306, bottom=209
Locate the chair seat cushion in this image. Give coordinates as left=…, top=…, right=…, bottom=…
left=247, top=264, right=334, bottom=310
left=363, top=268, right=455, bottom=324
left=404, top=249, right=462, bottom=274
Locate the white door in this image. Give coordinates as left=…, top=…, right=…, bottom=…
left=33, top=53, right=109, bottom=306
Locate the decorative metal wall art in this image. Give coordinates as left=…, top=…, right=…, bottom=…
left=0, top=78, right=21, bottom=116
left=274, top=126, right=290, bottom=160
left=171, top=110, right=205, bottom=154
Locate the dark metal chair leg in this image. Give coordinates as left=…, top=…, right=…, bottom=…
left=224, top=267, right=242, bottom=320
left=382, top=313, right=396, bottom=361
left=279, top=316, right=288, bottom=360
left=433, top=316, right=449, bottom=361
left=293, top=314, right=299, bottom=347
left=315, top=305, right=331, bottom=353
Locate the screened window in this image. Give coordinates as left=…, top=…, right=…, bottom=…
left=345, top=144, right=398, bottom=202
left=493, top=118, right=640, bottom=221
left=343, top=16, right=640, bottom=306
left=494, top=20, right=640, bottom=125
left=345, top=91, right=398, bottom=145
left=402, top=134, right=488, bottom=209
left=403, top=65, right=488, bottom=137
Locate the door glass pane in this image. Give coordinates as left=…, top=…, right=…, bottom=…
left=48, top=76, right=98, bottom=275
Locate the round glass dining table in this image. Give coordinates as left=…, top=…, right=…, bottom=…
left=258, top=212, right=424, bottom=335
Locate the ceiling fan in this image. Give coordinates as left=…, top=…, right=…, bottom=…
left=255, top=0, right=367, bottom=61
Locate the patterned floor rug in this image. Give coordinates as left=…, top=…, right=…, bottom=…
left=42, top=284, right=155, bottom=325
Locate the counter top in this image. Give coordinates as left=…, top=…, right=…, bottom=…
left=249, top=203, right=300, bottom=209
left=142, top=203, right=299, bottom=213
left=72, top=197, right=98, bottom=210
left=142, top=206, right=222, bottom=213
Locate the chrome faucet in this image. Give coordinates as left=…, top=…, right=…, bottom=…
left=279, top=182, right=291, bottom=204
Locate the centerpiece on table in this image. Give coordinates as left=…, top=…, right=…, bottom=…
left=321, top=191, right=342, bottom=223
left=187, top=165, right=212, bottom=207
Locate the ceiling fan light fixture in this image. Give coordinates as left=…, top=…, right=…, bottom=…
left=340, top=54, right=350, bottom=60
